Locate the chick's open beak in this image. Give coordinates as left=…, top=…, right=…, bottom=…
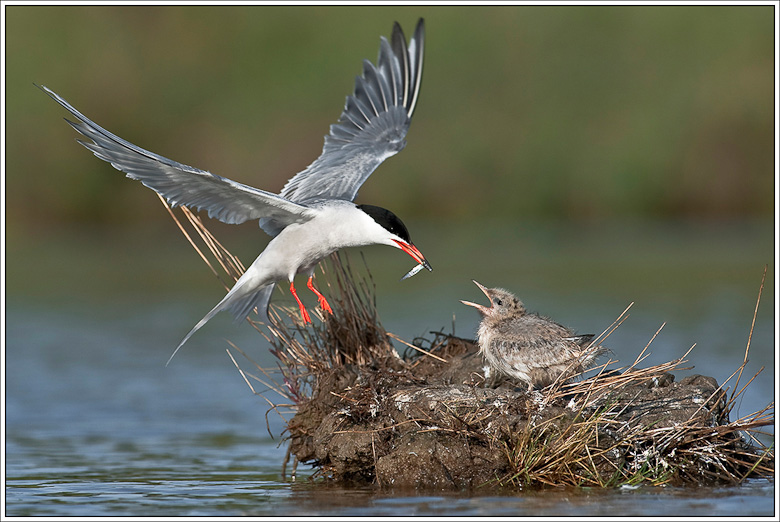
left=460, top=280, right=493, bottom=313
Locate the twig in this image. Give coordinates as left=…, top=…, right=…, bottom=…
left=387, top=332, right=448, bottom=363
left=729, top=264, right=766, bottom=405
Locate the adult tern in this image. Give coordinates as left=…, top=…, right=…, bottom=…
left=39, top=18, right=431, bottom=363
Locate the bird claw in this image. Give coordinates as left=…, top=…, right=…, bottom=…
left=290, top=281, right=312, bottom=324
left=307, top=276, right=333, bottom=315
left=319, top=297, right=333, bottom=315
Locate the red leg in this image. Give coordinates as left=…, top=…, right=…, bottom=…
left=307, top=276, right=333, bottom=314
left=289, top=281, right=311, bottom=324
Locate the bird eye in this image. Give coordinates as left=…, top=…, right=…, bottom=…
left=494, top=298, right=503, bottom=306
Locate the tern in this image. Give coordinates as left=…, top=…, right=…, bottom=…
left=40, top=18, right=431, bottom=364
left=461, top=281, right=607, bottom=391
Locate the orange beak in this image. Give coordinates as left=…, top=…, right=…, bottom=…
left=392, top=240, right=432, bottom=276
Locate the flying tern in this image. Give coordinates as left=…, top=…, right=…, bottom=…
left=40, top=18, right=430, bottom=363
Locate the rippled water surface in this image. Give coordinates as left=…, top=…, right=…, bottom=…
left=5, top=221, right=776, bottom=516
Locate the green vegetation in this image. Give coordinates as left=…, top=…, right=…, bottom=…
left=6, top=5, right=775, bottom=236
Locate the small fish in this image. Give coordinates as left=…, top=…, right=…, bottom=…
left=401, top=263, right=425, bottom=281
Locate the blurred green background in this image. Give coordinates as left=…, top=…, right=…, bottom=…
left=7, top=5, right=774, bottom=227
left=5, top=5, right=775, bottom=310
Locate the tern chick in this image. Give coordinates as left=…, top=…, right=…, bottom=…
left=40, top=19, right=431, bottom=364
left=461, top=281, right=607, bottom=391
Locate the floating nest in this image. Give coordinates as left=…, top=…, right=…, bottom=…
left=165, top=200, right=774, bottom=490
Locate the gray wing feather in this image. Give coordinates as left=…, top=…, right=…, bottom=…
left=279, top=19, right=425, bottom=204
left=38, top=84, right=315, bottom=230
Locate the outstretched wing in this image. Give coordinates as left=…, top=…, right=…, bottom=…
left=279, top=18, right=425, bottom=204
left=39, top=84, right=315, bottom=229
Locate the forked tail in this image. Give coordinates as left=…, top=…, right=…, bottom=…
left=165, top=282, right=276, bottom=366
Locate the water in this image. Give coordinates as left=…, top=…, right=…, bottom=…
left=4, top=220, right=776, bottom=516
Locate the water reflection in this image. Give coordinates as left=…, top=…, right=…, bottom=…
left=281, top=479, right=775, bottom=517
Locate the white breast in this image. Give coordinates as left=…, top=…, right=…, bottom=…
left=258, top=202, right=395, bottom=281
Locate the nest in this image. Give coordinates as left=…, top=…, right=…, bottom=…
left=163, top=198, right=775, bottom=490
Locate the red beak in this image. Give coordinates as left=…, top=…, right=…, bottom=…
left=392, top=240, right=432, bottom=272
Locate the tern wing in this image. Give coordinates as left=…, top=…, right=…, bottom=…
left=39, top=84, right=315, bottom=229
left=279, top=18, right=424, bottom=204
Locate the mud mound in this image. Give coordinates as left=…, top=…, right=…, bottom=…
left=282, top=333, right=770, bottom=489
